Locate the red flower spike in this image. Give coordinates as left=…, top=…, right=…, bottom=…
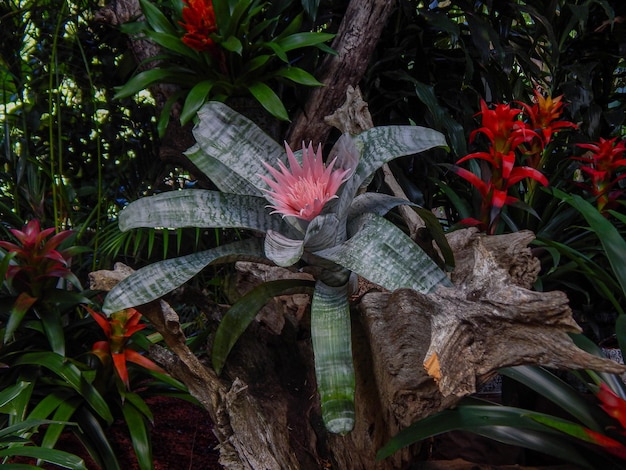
left=572, top=137, right=626, bottom=213
left=85, top=306, right=165, bottom=389
left=583, top=428, right=626, bottom=460
left=180, top=0, right=219, bottom=53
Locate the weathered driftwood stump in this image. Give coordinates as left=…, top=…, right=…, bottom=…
left=90, top=227, right=625, bottom=470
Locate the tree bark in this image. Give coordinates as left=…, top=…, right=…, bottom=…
left=286, top=0, right=397, bottom=147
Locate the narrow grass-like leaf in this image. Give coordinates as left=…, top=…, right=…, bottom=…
left=0, top=446, right=87, bottom=469
left=118, top=190, right=287, bottom=234
left=71, top=407, right=121, bottom=470
left=121, top=401, right=152, bottom=470
left=317, top=214, right=451, bottom=293
left=102, top=238, right=265, bottom=314
left=139, top=0, right=176, bottom=35
left=311, top=280, right=355, bottom=434
left=552, top=188, right=626, bottom=296
left=0, top=381, right=32, bottom=416
left=212, top=279, right=314, bottom=374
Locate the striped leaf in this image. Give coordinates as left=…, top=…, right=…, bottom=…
left=311, top=280, right=355, bottom=434
left=353, top=126, right=448, bottom=187
left=102, top=238, right=265, bottom=314
left=185, top=101, right=286, bottom=196
left=118, top=190, right=289, bottom=234
left=316, top=214, right=451, bottom=294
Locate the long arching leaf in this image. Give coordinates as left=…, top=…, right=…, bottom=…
left=185, top=102, right=286, bottom=195
left=212, top=279, right=314, bottom=374
left=316, top=214, right=451, bottom=293
left=102, top=238, right=265, bottom=314
left=118, top=190, right=288, bottom=234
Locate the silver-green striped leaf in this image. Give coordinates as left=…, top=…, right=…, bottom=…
left=316, top=214, right=451, bottom=293
left=311, top=280, right=355, bottom=434
left=264, top=230, right=304, bottom=267
left=102, top=238, right=265, bottom=314
left=353, top=126, right=448, bottom=187
left=186, top=102, right=286, bottom=196
left=118, top=190, right=288, bottom=234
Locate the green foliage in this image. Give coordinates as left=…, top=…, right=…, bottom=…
left=115, top=0, right=334, bottom=129
left=0, top=218, right=196, bottom=469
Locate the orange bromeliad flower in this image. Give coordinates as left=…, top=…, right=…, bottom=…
left=260, top=142, right=352, bottom=221
left=179, top=0, right=218, bottom=52
left=85, top=306, right=164, bottom=389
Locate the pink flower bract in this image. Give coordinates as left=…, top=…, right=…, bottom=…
left=260, top=142, right=351, bottom=221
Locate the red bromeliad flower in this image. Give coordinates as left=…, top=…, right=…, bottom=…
left=179, top=0, right=218, bottom=53
left=85, top=306, right=164, bottom=389
left=572, top=137, right=626, bottom=213
left=454, top=100, right=549, bottom=234
left=0, top=220, right=81, bottom=323
left=581, top=383, right=626, bottom=460
left=260, top=142, right=352, bottom=221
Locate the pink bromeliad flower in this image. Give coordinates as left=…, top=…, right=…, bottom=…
left=260, top=142, right=352, bottom=221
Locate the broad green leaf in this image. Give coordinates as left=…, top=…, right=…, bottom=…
left=180, top=81, right=214, bottom=126
left=121, top=401, right=152, bottom=470
left=248, top=82, right=290, bottom=121
left=316, top=214, right=451, bottom=293
left=13, top=352, right=113, bottom=424
left=221, top=36, right=243, bottom=54
left=139, top=0, right=176, bottom=35
left=143, top=31, right=200, bottom=60
left=212, top=279, right=314, bottom=374
left=118, top=190, right=287, bottom=234
left=273, top=67, right=323, bottom=86
left=114, top=69, right=198, bottom=100
left=552, top=188, right=626, bottom=297
left=277, top=32, right=335, bottom=51
left=0, top=445, right=87, bottom=469
left=102, top=238, right=265, bottom=313
left=186, top=101, right=285, bottom=195
left=311, top=280, right=354, bottom=434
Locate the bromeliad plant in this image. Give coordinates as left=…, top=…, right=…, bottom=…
left=0, top=220, right=87, bottom=355
left=115, top=0, right=334, bottom=133
left=571, top=137, right=626, bottom=215
left=450, top=91, right=576, bottom=235
left=102, top=100, right=451, bottom=434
